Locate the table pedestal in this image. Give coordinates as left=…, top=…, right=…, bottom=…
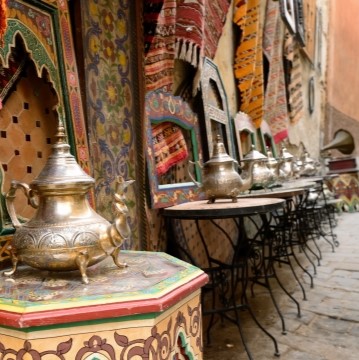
left=163, top=198, right=285, bottom=358
left=0, top=251, right=208, bottom=359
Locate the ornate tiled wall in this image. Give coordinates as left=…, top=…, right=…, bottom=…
left=81, top=0, right=141, bottom=249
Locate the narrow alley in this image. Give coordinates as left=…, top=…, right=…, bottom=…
left=204, top=212, right=359, bottom=360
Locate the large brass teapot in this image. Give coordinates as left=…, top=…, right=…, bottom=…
left=188, top=135, right=253, bottom=203
left=4, top=125, right=134, bottom=284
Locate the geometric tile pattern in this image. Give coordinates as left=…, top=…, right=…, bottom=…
left=0, top=61, right=58, bottom=220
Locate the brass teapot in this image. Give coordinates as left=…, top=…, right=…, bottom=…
left=265, top=147, right=280, bottom=187
left=188, top=135, right=253, bottom=203
left=299, top=149, right=317, bottom=176
left=278, top=144, right=294, bottom=181
left=4, top=124, right=134, bottom=284
left=242, top=145, right=273, bottom=190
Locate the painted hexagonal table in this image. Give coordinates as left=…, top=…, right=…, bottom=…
left=0, top=250, right=208, bottom=359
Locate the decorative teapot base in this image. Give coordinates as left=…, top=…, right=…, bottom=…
left=4, top=177, right=134, bottom=284
left=206, top=195, right=239, bottom=204
left=4, top=245, right=127, bottom=284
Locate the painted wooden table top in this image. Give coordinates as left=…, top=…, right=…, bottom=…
left=0, top=250, right=208, bottom=328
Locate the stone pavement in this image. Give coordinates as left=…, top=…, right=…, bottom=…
left=204, top=212, right=359, bottom=360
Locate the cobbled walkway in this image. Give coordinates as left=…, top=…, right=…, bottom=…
left=204, top=212, right=359, bottom=360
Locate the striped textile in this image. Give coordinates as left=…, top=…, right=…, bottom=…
left=233, top=0, right=264, bottom=128
left=175, top=0, right=230, bottom=67
left=175, top=0, right=204, bottom=68
left=144, top=0, right=164, bottom=56
left=152, top=121, right=188, bottom=176
left=204, top=0, right=231, bottom=59
left=263, top=0, right=289, bottom=143
left=145, top=0, right=230, bottom=93
left=144, top=0, right=176, bottom=92
left=284, top=31, right=304, bottom=124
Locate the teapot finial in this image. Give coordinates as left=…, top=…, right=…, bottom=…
left=212, top=134, right=227, bottom=159
left=54, top=123, right=67, bottom=145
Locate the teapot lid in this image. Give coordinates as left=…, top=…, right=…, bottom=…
left=31, top=123, right=94, bottom=189
left=206, top=134, right=236, bottom=164
left=279, top=144, right=294, bottom=160
left=301, top=149, right=315, bottom=164
left=243, top=145, right=267, bottom=161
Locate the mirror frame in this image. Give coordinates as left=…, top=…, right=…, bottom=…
left=279, top=0, right=297, bottom=35
left=258, top=120, right=277, bottom=157
left=200, top=57, right=234, bottom=159
left=145, top=91, right=204, bottom=209
left=233, top=111, right=257, bottom=160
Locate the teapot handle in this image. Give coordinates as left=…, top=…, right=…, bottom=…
left=188, top=160, right=202, bottom=188
left=5, top=180, right=38, bottom=228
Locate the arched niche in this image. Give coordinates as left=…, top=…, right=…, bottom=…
left=258, top=120, right=277, bottom=157
left=2, top=0, right=90, bottom=173
left=0, top=36, right=59, bottom=221
left=0, top=0, right=90, bottom=258
left=233, top=111, right=257, bottom=160
left=0, top=21, right=60, bottom=105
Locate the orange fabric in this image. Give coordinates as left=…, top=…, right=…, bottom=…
left=233, top=0, right=264, bottom=129
left=0, top=0, right=7, bottom=46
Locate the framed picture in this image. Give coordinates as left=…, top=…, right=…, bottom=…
left=280, top=0, right=297, bottom=35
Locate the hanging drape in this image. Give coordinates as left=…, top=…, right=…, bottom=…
left=145, top=0, right=230, bottom=93
left=262, top=0, right=289, bottom=143
left=284, top=31, right=304, bottom=125
left=144, top=0, right=176, bottom=92
left=233, top=0, right=264, bottom=129
left=0, top=0, right=7, bottom=46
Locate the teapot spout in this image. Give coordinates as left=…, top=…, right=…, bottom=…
left=100, top=176, right=134, bottom=268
